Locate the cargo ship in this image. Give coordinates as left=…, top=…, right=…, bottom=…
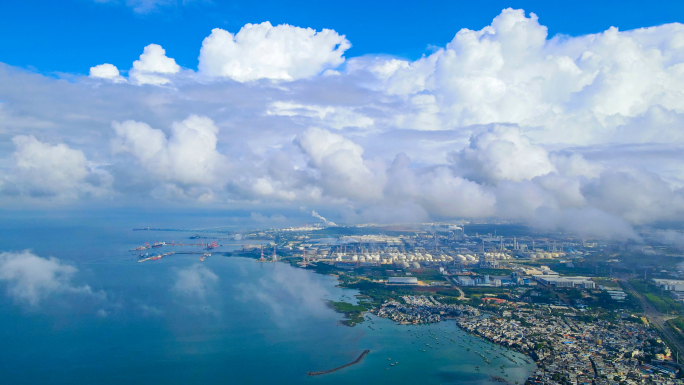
left=151, top=241, right=165, bottom=248
left=131, top=242, right=151, bottom=251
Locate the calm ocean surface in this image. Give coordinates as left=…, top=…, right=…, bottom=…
left=0, top=215, right=535, bottom=384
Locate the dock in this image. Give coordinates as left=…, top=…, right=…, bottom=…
left=307, top=350, right=370, bottom=376
left=136, top=251, right=214, bottom=263
left=137, top=252, right=175, bottom=262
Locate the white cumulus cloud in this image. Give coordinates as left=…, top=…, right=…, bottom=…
left=453, top=125, right=557, bottom=183
left=111, top=115, right=227, bottom=187
left=129, top=44, right=181, bottom=85
left=198, top=22, right=351, bottom=82
left=1, top=135, right=112, bottom=201
left=367, top=8, right=684, bottom=145
left=296, top=127, right=385, bottom=201
left=89, top=63, right=126, bottom=83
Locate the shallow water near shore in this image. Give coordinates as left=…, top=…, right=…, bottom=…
left=0, top=219, right=535, bottom=384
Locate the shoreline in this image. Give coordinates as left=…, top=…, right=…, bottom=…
left=305, top=260, right=538, bottom=379
left=238, top=255, right=537, bottom=380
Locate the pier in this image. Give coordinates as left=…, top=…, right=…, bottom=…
left=136, top=251, right=212, bottom=263
left=307, top=350, right=370, bottom=376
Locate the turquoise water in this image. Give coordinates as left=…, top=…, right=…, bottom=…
left=0, top=218, right=535, bottom=384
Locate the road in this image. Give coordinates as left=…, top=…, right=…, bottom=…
left=454, top=286, right=465, bottom=300
left=447, top=278, right=466, bottom=300
left=620, top=279, right=684, bottom=357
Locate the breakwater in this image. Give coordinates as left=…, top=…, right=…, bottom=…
left=308, top=350, right=370, bottom=376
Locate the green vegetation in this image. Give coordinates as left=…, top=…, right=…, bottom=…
left=516, top=259, right=558, bottom=266
left=327, top=301, right=371, bottom=326
left=306, top=261, right=338, bottom=274
left=411, top=270, right=447, bottom=283
left=644, top=294, right=682, bottom=314
left=629, top=279, right=649, bottom=293
left=667, top=317, right=684, bottom=342
left=286, top=257, right=302, bottom=267
left=548, top=263, right=596, bottom=276
left=594, top=277, right=620, bottom=289
left=436, top=296, right=463, bottom=305
left=460, top=287, right=509, bottom=296
left=328, top=301, right=370, bottom=314
left=629, top=279, right=683, bottom=314
left=342, top=280, right=417, bottom=307
left=668, top=317, right=684, bottom=331
left=433, top=289, right=464, bottom=304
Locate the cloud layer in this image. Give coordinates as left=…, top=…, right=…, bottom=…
left=0, top=251, right=96, bottom=306
left=3, top=8, right=684, bottom=238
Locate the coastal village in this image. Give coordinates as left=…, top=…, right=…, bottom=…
left=372, top=293, right=677, bottom=383
left=460, top=314, right=673, bottom=384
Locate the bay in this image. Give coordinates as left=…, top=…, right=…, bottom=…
left=0, top=217, right=535, bottom=384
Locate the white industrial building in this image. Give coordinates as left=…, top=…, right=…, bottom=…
left=388, top=277, right=418, bottom=285
left=653, top=279, right=684, bottom=292
left=607, top=290, right=627, bottom=300
left=456, top=276, right=476, bottom=286
left=534, top=276, right=596, bottom=289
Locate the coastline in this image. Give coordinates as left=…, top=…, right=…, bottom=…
left=225, top=253, right=538, bottom=382
left=284, top=256, right=539, bottom=381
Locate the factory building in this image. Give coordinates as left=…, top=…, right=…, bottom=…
left=652, top=279, right=684, bottom=292
left=388, top=277, right=418, bottom=285
left=607, top=290, right=627, bottom=301
left=456, top=276, right=476, bottom=286
left=535, top=276, right=595, bottom=289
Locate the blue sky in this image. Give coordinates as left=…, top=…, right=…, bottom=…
left=2, top=0, right=683, bottom=74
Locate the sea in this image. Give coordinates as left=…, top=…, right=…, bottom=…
left=0, top=212, right=536, bottom=384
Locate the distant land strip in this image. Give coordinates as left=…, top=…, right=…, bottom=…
left=308, top=350, right=370, bottom=376
left=133, top=228, right=232, bottom=232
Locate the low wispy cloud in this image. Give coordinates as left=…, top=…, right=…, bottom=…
left=0, top=250, right=103, bottom=307
left=235, top=266, right=334, bottom=327
left=173, top=264, right=219, bottom=300
left=92, top=0, right=204, bottom=15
